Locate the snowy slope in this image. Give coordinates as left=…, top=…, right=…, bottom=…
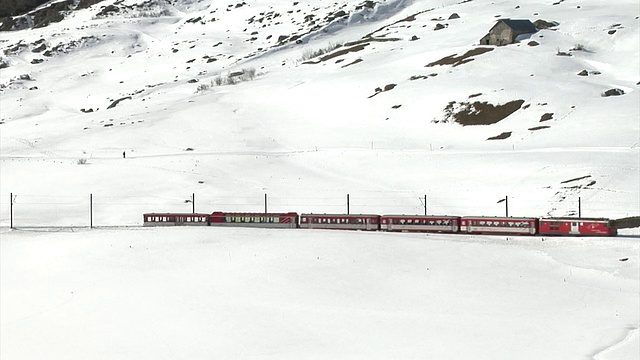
left=1, top=0, right=638, bottom=227
left=1, top=1, right=639, bottom=359
left=1, top=227, right=639, bottom=360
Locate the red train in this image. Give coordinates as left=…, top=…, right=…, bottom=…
left=143, top=211, right=617, bottom=236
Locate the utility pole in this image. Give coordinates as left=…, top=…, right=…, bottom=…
left=264, top=193, right=268, bottom=213
left=10, top=193, right=13, bottom=229
left=505, top=196, right=509, bottom=217
left=497, top=196, right=509, bottom=217
left=90, top=193, right=93, bottom=228
left=424, top=195, right=427, bottom=216
left=578, top=197, right=581, bottom=217
left=192, top=193, right=195, bottom=214
left=347, top=194, right=350, bottom=214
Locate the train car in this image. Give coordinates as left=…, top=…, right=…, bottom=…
left=539, top=217, right=617, bottom=236
left=143, top=213, right=211, bottom=226
left=380, top=215, right=461, bottom=233
left=299, top=213, right=380, bottom=231
left=209, top=211, right=299, bottom=229
left=460, top=216, right=538, bottom=235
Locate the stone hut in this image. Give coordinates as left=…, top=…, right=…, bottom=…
left=479, top=19, right=538, bottom=46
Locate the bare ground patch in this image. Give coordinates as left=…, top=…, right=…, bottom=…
left=302, top=43, right=369, bottom=64
left=436, top=99, right=525, bottom=125
left=487, top=132, right=512, bottom=140
left=426, top=47, right=494, bottom=67
left=341, top=58, right=363, bottom=68
left=368, top=83, right=397, bottom=98
left=528, top=125, right=550, bottom=131
left=540, top=113, right=554, bottom=122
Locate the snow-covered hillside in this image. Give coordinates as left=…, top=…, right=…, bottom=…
left=1, top=1, right=639, bottom=359
left=1, top=0, right=638, bottom=225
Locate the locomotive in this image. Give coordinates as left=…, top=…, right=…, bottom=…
left=143, top=211, right=617, bottom=236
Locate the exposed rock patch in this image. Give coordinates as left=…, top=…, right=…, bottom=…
left=436, top=99, right=525, bottom=125
left=602, top=88, right=624, bottom=97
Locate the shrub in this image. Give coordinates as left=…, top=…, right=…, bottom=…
left=572, top=43, right=586, bottom=51
left=241, top=67, right=256, bottom=80
left=299, top=42, right=342, bottom=61
left=77, top=158, right=87, bottom=165
left=196, top=83, right=209, bottom=92
left=226, top=73, right=238, bottom=85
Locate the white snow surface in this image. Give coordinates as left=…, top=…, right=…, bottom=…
left=0, top=0, right=639, bottom=358
left=2, top=227, right=639, bottom=359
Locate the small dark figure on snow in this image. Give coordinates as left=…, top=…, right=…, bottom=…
left=123, top=151, right=126, bottom=159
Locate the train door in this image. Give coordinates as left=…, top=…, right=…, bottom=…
left=570, top=221, right=579, bottom=235
left=461, top=219, right=469, bottom=233
left=366, top=218, right=374, bottom=231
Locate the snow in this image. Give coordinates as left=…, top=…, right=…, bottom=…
left=0, top=0, right=639, bottom=358
left=2, top=227, right=639, bottom=359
